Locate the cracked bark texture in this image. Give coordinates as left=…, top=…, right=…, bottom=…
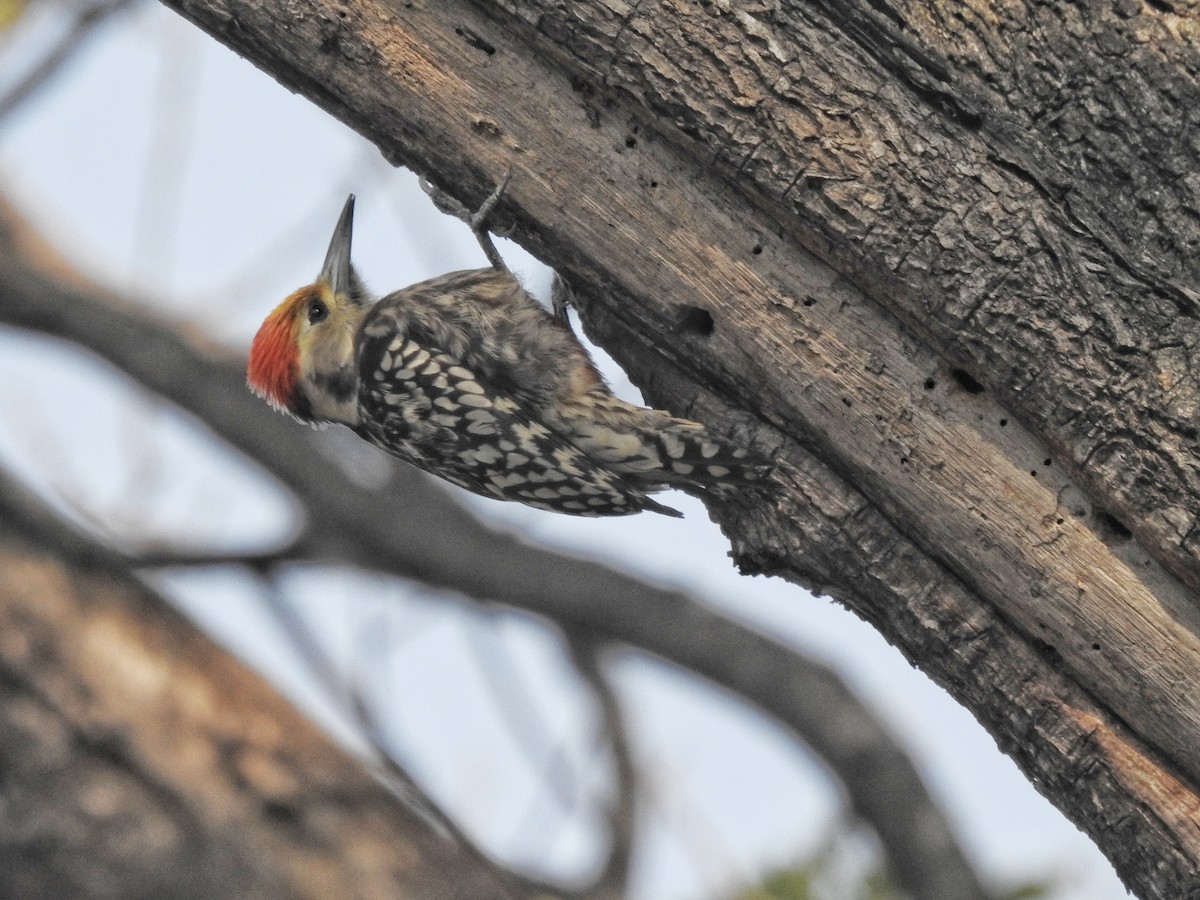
left=152, top=0, right=1200, bottom=896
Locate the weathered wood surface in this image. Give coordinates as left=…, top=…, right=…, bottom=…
left=154, top=0, right=1200, bottom=895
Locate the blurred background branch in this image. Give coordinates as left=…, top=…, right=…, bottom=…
left=0, top=0, right=134, bottom=123
left=0, top=186, right=987, bottom=897
left=0, top=460, right=521, bottom=899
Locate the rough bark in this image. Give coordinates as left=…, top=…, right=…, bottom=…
left=117, top=0, right=1200, bottom=894
left=0, top=473, right=514, bottom=900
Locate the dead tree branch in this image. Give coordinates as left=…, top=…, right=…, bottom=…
left=143, top=2, right=1200, bottom=894
left=0, top=192, right=988, bottom=899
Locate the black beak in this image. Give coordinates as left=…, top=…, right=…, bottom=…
left=319, top=194, right=355, bottom=296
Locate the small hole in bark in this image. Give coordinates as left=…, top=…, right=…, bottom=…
left=999, top=418, right=1008, bottom=427
left=1030, top=470, right=1038, bottom=477
left=802, top=296, right=816, bottom=307
left=1092, top=642, right=1101, bottom=651
left=923, top=377, right=936, bottom=390
left=842, top=397, right=852, bottom=408
left=951, top=368, right=985, bottom=394
left=454, top=27, right=496, bottom=55
left=625, top=136, right=637, bottom=148
left=470, top=118, right=503, bottom=139
left=675, top=305, right=714, bottom=336
left=1032, top=638, right=1062, bottom=666
left=1043, top=458, right=1052, bottom=466
left=751, top=243, right=763, bottom=255
left=1096, top=511, right=1132, bottom=543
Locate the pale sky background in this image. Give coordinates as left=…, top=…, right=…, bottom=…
left=0, top=3, right=1129, bottom=898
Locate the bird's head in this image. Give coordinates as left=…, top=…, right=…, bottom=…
left=248, top=195, right=371, bottom=425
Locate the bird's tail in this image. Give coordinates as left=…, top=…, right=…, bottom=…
left=560, top=395, right=773, bottom=491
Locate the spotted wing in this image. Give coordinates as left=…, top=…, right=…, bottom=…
left=355, top=327, right=681, bottom=517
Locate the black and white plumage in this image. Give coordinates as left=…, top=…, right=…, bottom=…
left=247, top=193, right=770, bottom=517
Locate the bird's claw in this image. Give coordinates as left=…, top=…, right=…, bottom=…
left=420, top=168, right=513, bottom=271
left=469, top=169, right=512, bottom=234
left=550, top=273, right=577, bottom=329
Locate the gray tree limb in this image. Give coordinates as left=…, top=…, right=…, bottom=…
left=147, top=1, right=1200, bottom=896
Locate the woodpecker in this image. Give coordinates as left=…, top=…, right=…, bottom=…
left=247, top=186, right=770, bottom=516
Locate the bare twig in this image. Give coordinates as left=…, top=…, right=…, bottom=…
left=0, top=0, right=135, bottom=125
left=563, top=635, right=637, bottom=900
left=126, top=541, right=305, bottom=570
left=247, top=570, right=536, bottom=900
left=0, top=457, right=130, bottom=574
left=135, top=13, right=200, bottom=288
left=463, top=613, right=584, bottom=818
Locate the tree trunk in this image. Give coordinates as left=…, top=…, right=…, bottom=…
left=152, top=0, right=1200, bottom=895
left=0, top=472, right=514, bottom=899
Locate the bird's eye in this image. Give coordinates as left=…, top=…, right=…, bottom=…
left=308, top=299, right=329, bottom=324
